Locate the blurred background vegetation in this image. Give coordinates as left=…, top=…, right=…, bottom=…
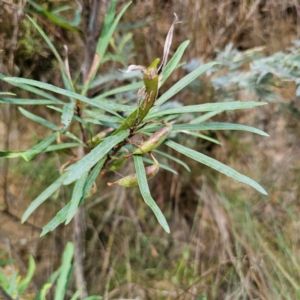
left=0, top=0, right=300, bottom=299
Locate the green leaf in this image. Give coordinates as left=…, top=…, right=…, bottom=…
left=22, top=132, right=59, bottom=161
left=173, top=122, right=269, bottom=136
left=0, top=140, right=77, bottom=159
left=93, top=81, right=143, bottom=101
left=4, top=77, right=122, bottom=117
left=80, top=159, right=105, bottom=200
left=147, top=101, right=267, bottom=119
left=0, top=92, right=15, bottom=96
left=0, top=150, right=26, bottom=158
left=18, top=256, right=35, bottom=295
left=61, top=102, right=75, bottom=127
left=93, top=99, right=134, bottom=113
left=84, top=110, right=124, bottom=123
left=54, top=242, right=74, bottom=300
left=82, top=0, right=132, bottom=94
left=0, top=73, right=63, bottom=102
left=34, top=268, right=61, bottom=300
left=0, top=98, right=62, bottom=105
left=190, top=111, right=223, bottom=124
left=40, top=203, right=71, bottom=236
left=47, top=105, right=93, bottom=137
left=22, top=172, right=70, bottom=223
left=161, top=40, right=190, bottom=85
left=166, top=140, right=267, bottom=195
left=44, top=143, right=82, bottom=152
left=65, top=172, right=88, bottom=224
left=179, top=131, right=221, bottom=145
left=70, top=290, right=80, bottom=300
left=26, top=1, right=80, bottom=33
left=97, top=1, right=132, bottom=61
left=19, top=107, right=59, bottom=131
left=133, top=155, right=170, bottom=233
left=64, top=130, right=129, bottom=184
left=153, top=149, right=191, bottom=172
left=27, top=15, right=74, bottom=90
left=156, top=62, right=219, bottom=106
left=142, top=157, right=178, bottom=175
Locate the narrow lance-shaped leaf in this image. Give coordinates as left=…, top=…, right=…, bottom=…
left=147, top=101, right=267, bottom=119
left=40, top=203, right=71, bottom=236
left=155, top=61, right=220, bottom=106
left=81, top=158, right=105, bottom=200
left=161, top=40, right=190, bottom=85
left=54, top=242, right=74, bottom=300
left=64, top=130, right=129, bottom=185
left=0, top=143, right=80, bottom=159
left=166, top=140, right=267, bottom=195
left=133, top=155, right=170, bottom=233
left=4, top=77, right=122, bottom=118
left=44, top=143, right=82, bottom=152
left=61, top=102, right=75, bottom=127
left=65, top=172, right=89, bottom=224
left=0, top=98, right=62, bottom=105
left=153, top=149, right=191, bottom=172
left=82, top=0, right=132, bottom=94
left=19, top=107, right=59, bottom=131
left=0, top=92, right=16, bottom=96
left=22, top=172, right=70, bottom=223
left=18, top=256, right=35, bottom=295
left=22, top=132, right=59, bottom=161
left=27, top=15, right=75, bottom=91
left=142, top=157, right=178, bottom=175
left=190, top=111, right=224, bottom=124
left=172, top=122, right=269, bottom=136
left=0, top=72, right=64, bottom=102
left=93, top=81, right=143, bottom=101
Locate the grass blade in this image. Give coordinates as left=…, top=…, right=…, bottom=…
left=166, top=140, right=267, bottom=195
left=22, top=172, right=70, bottom=223
left=54, top=242, right=74, bottom=300
left=18, top=256, right=35, bottom=295
left=133, top=155, right=170, bottom=233
left=64, top=130, right=129, bottom=184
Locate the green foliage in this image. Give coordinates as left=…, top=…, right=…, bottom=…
left=0, top=243, right=102, bottom=299
left=0, top=254, right=35, bottom=298
left=204, top=41, right=300, bottom=101
left=0, top=3, right=268, bottom=239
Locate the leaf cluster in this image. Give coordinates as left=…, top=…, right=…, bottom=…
left=0, top=1, right=268, bottom=236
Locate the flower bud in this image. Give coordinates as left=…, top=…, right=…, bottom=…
left=126, top=121, right=172, bottom=158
